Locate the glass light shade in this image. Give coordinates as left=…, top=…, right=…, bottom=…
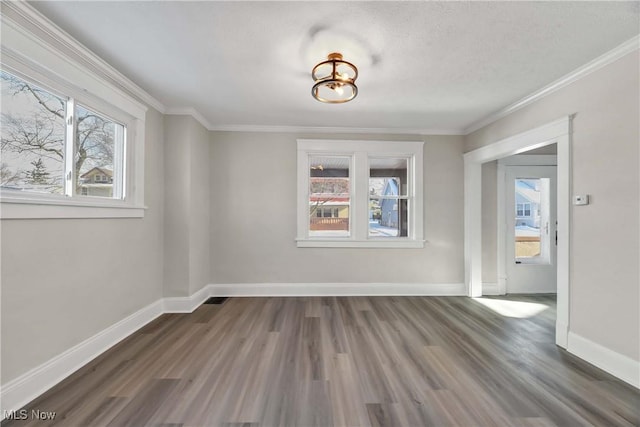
left=312, top=52, right=358, bottom=103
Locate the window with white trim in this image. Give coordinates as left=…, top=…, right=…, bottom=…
left=1, top=71, right=125, bottom=200
left=0, top=59, right=145, bottom=218
left=297, top=139, right=424, bottom=248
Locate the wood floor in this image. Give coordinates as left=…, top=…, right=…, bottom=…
left=4, top=295, right=639, bottom=427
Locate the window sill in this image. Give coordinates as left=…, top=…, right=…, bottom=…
left=0, top=197, right=146, bottom=219
left=296, top=239, right=425, bottom=248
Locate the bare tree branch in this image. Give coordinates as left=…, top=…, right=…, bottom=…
left=1, top=73, right=115, bottom=193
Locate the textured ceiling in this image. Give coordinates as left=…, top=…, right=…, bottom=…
left=30, top=1, right=640, bottom=133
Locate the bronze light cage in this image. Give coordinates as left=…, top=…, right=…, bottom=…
left=311, top=52, right=358, bottom=103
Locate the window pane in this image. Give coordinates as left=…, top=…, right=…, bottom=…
left=369, top=157, right=409, bottom=237
left=369, top=198, right=408, bottom=237
left=309, top=155, right=350, bottom=237
left=76, top=104, right=123, bottom=198
left=0, top=71, right=66, bottom=194
left=515, top=179, right=547, bottom=258
left=369, top=157, right=408, bottom=196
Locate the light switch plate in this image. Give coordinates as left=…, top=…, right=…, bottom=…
left=573, top=195, right=589, bottom=206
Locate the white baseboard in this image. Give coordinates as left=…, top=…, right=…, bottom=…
left=209, top=282, right=466, bottom=297
left=163, top=285, right=211, bottom=313
left=0, top=299, right=165, bottom=418
left=481, top=282, right=500, bottom=295
left=567, top=332, right=639, bottom=389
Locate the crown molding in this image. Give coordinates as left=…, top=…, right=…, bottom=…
left=207, top=124, right=464, bottom=136
left=464, top=35, right=640, bottom=135
left=164, top=107, right=214, bottom=130
left=161, top=108, right=464, bottom=135
left=161, top=110, right=464, bottom=135
left=1, top=0, right=165, bottom=113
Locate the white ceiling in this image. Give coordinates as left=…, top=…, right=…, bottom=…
left=30, top=1, right=640, bottom=133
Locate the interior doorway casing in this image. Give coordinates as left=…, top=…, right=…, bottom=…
left=464, top=116, right=571, bottom=348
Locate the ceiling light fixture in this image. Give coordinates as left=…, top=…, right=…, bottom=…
left=311, top=52, right=358, bottom=103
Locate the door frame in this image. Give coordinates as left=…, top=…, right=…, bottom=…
left=498, top=156, right=558, bottom=294
left=464, top=116, right=571, bottom=348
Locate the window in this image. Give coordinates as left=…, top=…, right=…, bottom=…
left=308, top=155, right=351, bottom=237
left=297, top=139, right=424, bottom=248
left=0, top=62, right=145, bottom=218
left=314, top=207, right=341, bottom=218
left=369, top=158, right=408, bottom=238
left=516, top=203, right=531, bottom=217
left=1, top=71, right=125, bottom=201
left=514, top=178, right=550, bottom=262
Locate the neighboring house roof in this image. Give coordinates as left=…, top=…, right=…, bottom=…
left=382, top=179, right=399, bottom=196
left=80, top=167, right=113, bottom=179
left=515, top=181, right=540, bottom=204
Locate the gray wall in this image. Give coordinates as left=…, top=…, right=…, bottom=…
left=481, top=161, right=497, bottom=284
left=1, top=107, right=165, bottom=384
left=209, top=132, right=465, bottom=284
left=163, top=116, right=190, bottom=297
left=163, top=115, right=211, bottom=297
left=465, top=51, right=639, bottom=361
left=188, top=117, right=211, bottom=296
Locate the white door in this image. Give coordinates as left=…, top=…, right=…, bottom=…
left=505, top=166, right=557, bottom=293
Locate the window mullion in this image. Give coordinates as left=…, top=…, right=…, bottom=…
left=353, top=152, right=369, bottom=240
left=64, top=97, right=76, bottom=197
left=113, top=125, right=125, bottom=199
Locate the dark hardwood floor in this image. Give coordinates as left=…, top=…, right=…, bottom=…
left=4, top=295, right=639, bottom=426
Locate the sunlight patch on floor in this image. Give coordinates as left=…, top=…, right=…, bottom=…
left=473, top=298, right=549, bottom=318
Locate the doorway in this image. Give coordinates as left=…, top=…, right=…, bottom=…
left=463, top=116, right=571, bottom=348
left=505, top=165, right=557, bottom=293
